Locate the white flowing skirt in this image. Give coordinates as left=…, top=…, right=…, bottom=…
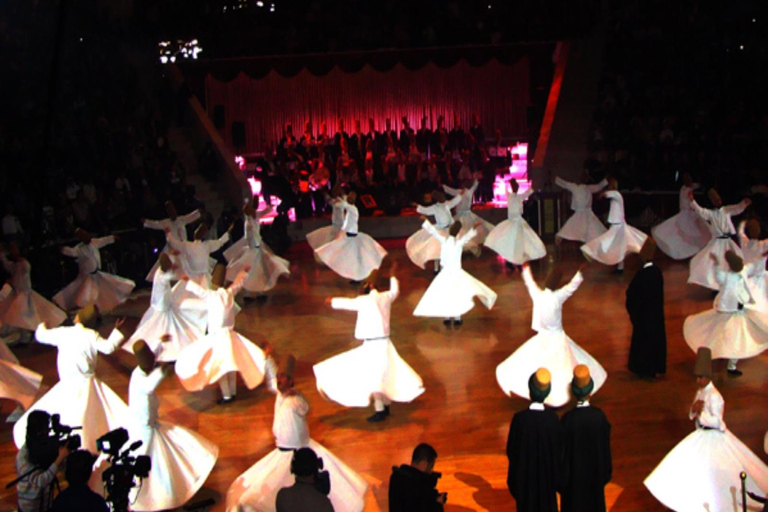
left=745, top=272, right=768, bottom=314
left=169, top=275, right=211, bottom=334
left=0, top=359, right=42, bottom=410
left=645, top=428, right=768, bottom=512
left=315, top=233, right=387, bottom=281
left=307, top=224, right=343, bottom=250
left=226, top=245, right=290, bottom=294
left=406, top=228, right=445, bottom=269
left=313, top=337, right=425, bottom=407
left=129, top=421, right=219, bottom=512
left=652, top=210, right=712, bottom=260
left=496, top=329, right=607, bottom=408
left=688, top=238, right=742, bottom=291
left=174, top=329, right=266, bottom=392
left=53, top=271, right=135, bottom=312
left=556, top=210, right=607, bottom=243
left=581, top=223, right=647, bottom=265
left=13, top=376, right=130, bottom=452
left=0, top=289, right=67, bottom=331
left=226, top=439, right=368, bottom=512
left=123, top=306, right=205, bottom=362
left=414, top=268, right=497, bottom=318
left=683, top=309, right=768, bottom=360
left=484, top=217, right=546, bottom=265
left=455, top=211, right=494, bottom=246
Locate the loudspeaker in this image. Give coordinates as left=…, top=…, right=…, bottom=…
left=213, top=105, right=225, bottom=129
left=232, top=122, right=246, bottom=148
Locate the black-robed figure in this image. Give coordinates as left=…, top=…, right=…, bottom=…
left=506, top=369, right=562, bottom=512
left=560, top=365, right=612, bottom=512
left=625, top=238, right=667, bottom=377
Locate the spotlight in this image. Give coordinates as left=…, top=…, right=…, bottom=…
left=160, top=56, right=168, bottom=64
left=257, top=0, right=263, bottom=5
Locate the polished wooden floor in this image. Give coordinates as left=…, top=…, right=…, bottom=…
left=1, top=238, right=767, bottom=512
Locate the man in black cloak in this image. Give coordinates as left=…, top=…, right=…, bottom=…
left=506, top=368, right=562, bottom=512
left=560, top=365, right=612, bottom=512
left=625, top=237, right=667, bottom=377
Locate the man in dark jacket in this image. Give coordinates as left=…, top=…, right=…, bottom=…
left=560, top=365, right=612, bottom=512
left=506, top=368, right=562, bottom=512
left=389, top=443, right=446, bottom=512
left=625, top=237, right=667, bottom=377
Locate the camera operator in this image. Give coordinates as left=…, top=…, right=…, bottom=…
left=51, top=450, right=108, bottom=512
left=14, top=411, right=70, bottom=512
left=275, top=447, right=334, bottom=512
left=388, top=443, right=446, bottom=512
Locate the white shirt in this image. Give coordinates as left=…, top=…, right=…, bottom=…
left=332, top=277, right=399, bottom=340
left=443, top=181, right=479, bottom=215
left=185, top=271, right=246, bottom=331
left=604, top=190, right=625, bottom=225
left=143, top=211, right=200, bottom=241
left=422, top=220, right=476, bottom=271
left=678, top=184, right=699, bottom=212
left=0, top=255, right=31, bottom=293
left=129, top=366, right=165, bottom=427
left=273, top=391, right=310, bottom=449
left=522, top=265, right=583, bottom=332
left=505, top=186, right=533, bottom=219
left=340, top=198, right=360, bottom=234
left=61, top=236, right=114, bottom=275
left=417, top=197, right=461, bottom=229
left=690, top=199, right=749, bottom=237
left=167, top=232, right=229, bottom=276
left=555, top=177, right=607, bottom=212
left=35, top=323, right=124, bottom=380
left=150, top=269, right=174, bottom=312
left=688, top=381, right=725, bottom=432
left=713, top=268, right=753, bottom=312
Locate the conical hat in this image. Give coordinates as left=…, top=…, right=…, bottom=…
left=133, top=340, right=155, bottom=371
left=724, top=250, right=743, bottom=273
left=211, top=264, right=227, bottom=288
left=694, top=347, right=712, bottom=378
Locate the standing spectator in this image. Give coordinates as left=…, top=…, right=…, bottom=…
left=50, top=450, right=108, bottom=512
left=275, top=448, right=334, bottom=512
left=389, top=443, right=446, bottom=512
left=560, top=365, right=612, bottom=512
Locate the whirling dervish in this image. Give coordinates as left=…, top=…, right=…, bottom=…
left=224, top=199, right=290, bottom=296
left=406, top=191, right=462, bottom=272
left=484, top=179, right=546, bottom=266
left=414, top=221, right=497, bottom=326
left=443, top=179, right=494, bottom=248
left=226, top=354, right=368, bottom=512
left=651, top=174, right=712, bottom=260
left=127, top=340, right=219, bottom=512
left=581, top=178, right=647, bottom=273
left=554, top=173, right=608, bottom=243
left=315, top=191, right=387, bottom=282
left=687, top=187, right=750, bottom=290
left=496, top=262, right=607, bottom=407
left=142, top=201, right=201, bottom=281
left=174, top=265, right=267, bottom=404
left=53, top=228, right=136, bottom=313
left=13, top=308, right=129, bottom=452
left=306, top=186, right=346, bottom=251
left=0, top=242, right=66, bottom=336
left=737, top=219, right=768, bottom=312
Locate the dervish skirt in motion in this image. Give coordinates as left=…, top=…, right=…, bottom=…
left=13, top=376, right=130, bottom=452
left=53, top=271, right=135, bottom=312
left=413, top=268, right=497, bottom=318
left=644, top=428, right=768, bottom=512
left=580, top=223, right=647, bottom=265
left=174, top=329, right=266, bottom=392
left=455, top=211, right=495, bottom=246
left=129, top=421, right=219, bottom=512
left=0, top=359, right=42, bottom=410
left=123, top=305, right=205, bottom=362
left=688, top=238, right=742, bottom=291
left=306, top=224, right=343, bottom=250
left=496, top=330, right=607, bottom=407
left=405, top=227, right=444, bottom=269
left=315, top=233, right=387, bottom=281
left=225, top=246, right=290, bottom=294
left=683, top=309, right=768, bottom=360
left=556, top=210, right=607, bottom=243
left=313, top=337, right=425, bottom=407
left=225, top=439, right=368, bottom=512
left=0, top=290, right=66, bottom=331
left=651, top=210, right=712, bottom=260
left=484, top=216, right=546, bottom=265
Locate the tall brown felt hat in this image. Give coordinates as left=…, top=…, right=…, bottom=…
left=724, top=250, right=743, bottom=273
left=694, top=347, right=712, bottom=378
left=133, top=340, right=156, bottom=371
left=639, top=237, right=657, bottom=262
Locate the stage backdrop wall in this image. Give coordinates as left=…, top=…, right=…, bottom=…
left=204, top=57, right=530, bottom=155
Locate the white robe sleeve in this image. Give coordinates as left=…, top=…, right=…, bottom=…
left=34, top=324, right=59, bottom=347
left=96, top=328, right=125, bottom=355
left=690, top=199, right=714, bottom=223
left=143, top=218, right=167, bottom=231
left=555, top=271, right=584, bottom=303
left=442, top=184, right=461, bottom=197
left=178, top=210, right=201, bottom=225
left=416, top=204, right=437, bottom=216
left=205, top=232, right=230, bottom=254
left=61, top=245, right=78, bottom=258
left=92, top=236, right=115, bottom=250
left=165, top=232, right=183, bottom=252
left=554, top=176, right=574, bottom=192
left=723, top=199, right=749, bottom=217
left=456, top=227, right=478, bottom=247
left=586, top=179, right=609, bottom=194
left=184, top=279, right=210, bottom=300
left=521, top=265, right=541, bottom=299
left=227, top=270, right=248, bottom=296
left=331, top=296, right=361, bottom=311
left=446, top=195, right=462, bottom=210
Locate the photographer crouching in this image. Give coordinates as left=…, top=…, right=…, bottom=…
left=13, top=411, right=77, bottom=512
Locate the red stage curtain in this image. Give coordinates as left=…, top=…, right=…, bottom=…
left=205, top=57, right=530, bottom=155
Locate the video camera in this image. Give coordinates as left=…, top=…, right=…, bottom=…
left=50, top=414, right=82, bottom=452
left=96, top=428, right=151, bottom=512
